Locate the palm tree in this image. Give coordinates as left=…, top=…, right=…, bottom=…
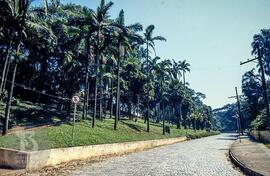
left=143, top=25, right=166, bottom=132
left=168, top=79, right=186, bottom=129
left=179, top=60, right=190, bottom=85
left=251, top=29, right=270, bottom=74
left=112, top=9, right=143, bottom=130
left=170, top=59, right=181, bottom=81
left=154, top=59, right=171, bottom=134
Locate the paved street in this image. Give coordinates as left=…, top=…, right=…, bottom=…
left=59, top=133, right=243, bottom=176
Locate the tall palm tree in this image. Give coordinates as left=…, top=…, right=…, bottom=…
left=252, top=29, right=270, bottom=75
left=179, top=60, right=190, bottom=85
left=154, top=59, right=171, bottom=134
left=143, top=25, right=166, bottom=132
left=112, top=9, right=143, bottom=130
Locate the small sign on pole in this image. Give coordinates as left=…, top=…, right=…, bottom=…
left=72, top=96, right=80, bottom=146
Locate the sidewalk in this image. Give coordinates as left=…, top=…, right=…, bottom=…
left=229, top=135, right=270, bottom=176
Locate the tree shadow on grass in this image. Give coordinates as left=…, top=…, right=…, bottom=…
left=10, top=106, right=66, bottom=128
left=121, top=121, right=144, bottom=132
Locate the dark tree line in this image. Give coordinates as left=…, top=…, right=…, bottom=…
left=0, top=0, right=215, bottom=135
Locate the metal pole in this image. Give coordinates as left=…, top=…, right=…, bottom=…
left=72, top=103, right=77, bottom=146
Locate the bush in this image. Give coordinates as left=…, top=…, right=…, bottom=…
left=251, top=109, right=268, bottom=130
left=187, top=131, right=220, bottom=139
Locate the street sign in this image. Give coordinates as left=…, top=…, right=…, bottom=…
left=71, top=95, right=80, bottom=146
left=72, top=96, right=80, bottom=104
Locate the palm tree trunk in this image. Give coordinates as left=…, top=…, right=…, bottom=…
left=2, top=63, right=17, bottom=136
left=82, top=73, right=88, bottom=119
left=183, top=71, right=186, bottom=85
left=176, top=106, right=180, bottom=129
left=146, top=41, right=150, bottom=132
left=110, top=78, right=113, bottom=119
left=115, top=53, right=121, bottom=130
left=93, top=30, right=100, bottom=128
left=99, top=78, right=103, bottom=121
left=161, top=81, right=165, bottom=135
left=2, top=61, right=11, bottom=94
left=83, top=37, right=90, bottom=119
left=93, top=70, right=98, bottom=127
left=136, top=96, right=140, bottom=121
left=162, top=99, right=165, bottom=135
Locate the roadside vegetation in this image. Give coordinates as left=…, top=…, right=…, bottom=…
left=0, top=0, right=218, bottom=148
left=0, top=118, right=219, bottom=150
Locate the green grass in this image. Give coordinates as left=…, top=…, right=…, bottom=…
left=0, top=100, right=65, bottom=128
left=0, top=118, right=219, bottom=151
left=265, top=144, right=270, bottom=149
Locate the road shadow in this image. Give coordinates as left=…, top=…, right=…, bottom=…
left=216, top=137, right=236, bottom=141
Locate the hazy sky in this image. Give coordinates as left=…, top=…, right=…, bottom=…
left=38, top=0, right=270, bottom=108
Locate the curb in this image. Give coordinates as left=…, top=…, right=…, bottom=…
left=0, top=136, right=187, bottom=173
left=229, top=147, right=264, bottom=176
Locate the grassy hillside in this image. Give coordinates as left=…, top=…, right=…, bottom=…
left=0, top=118, right=219, bottom=151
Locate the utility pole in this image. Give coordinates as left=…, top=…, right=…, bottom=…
left=228, top=87, right=243, bottom=135
left=240, top=44, right=270, bottom=129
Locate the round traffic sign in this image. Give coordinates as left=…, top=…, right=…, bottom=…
left=72, top=96, right=80, bottom=104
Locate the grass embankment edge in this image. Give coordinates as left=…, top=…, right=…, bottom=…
left=0, top=118, right=220, bottom=151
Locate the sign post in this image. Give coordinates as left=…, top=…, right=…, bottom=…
left=72, top=96, right=80, bottom=146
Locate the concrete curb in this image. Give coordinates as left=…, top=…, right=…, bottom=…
left=229, top=142, right=264, bottom=176
left=0, top=136, right=187, bottom=173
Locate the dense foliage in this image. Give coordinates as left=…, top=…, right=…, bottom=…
left=0, top=0, right=215, bottom=135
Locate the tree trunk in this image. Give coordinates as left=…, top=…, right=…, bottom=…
left=146, top=41, right=150, bottom=132
left=162, top=99, right=165, bottom=135
left=183, top=71, right=186, bottom=85
left=115, top=52, right=121, bottom=130
left=83, top=37, right=90, bottom=119
left=93, top=30, right=100, bottom=128
left=136, top=96, right=140, bottom=121
left=176, top=103, right=182, bottom=129
left=110, top=78, right=113, bottom=119
left=161, top=81, right=165, bottom=135
left=2, top=63, right=17, bottom=136
left=2, top=61, right=11, bottom=94
left=99, top=78, right=103, bottom=121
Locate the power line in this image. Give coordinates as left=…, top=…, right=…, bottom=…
left=4, top=79, right=112, bottom=102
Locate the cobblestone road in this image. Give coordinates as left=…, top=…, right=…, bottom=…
left=59, top=133, right=243, bottom=176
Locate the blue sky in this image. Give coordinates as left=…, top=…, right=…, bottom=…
left=37, top=0, right=270, bottom=108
